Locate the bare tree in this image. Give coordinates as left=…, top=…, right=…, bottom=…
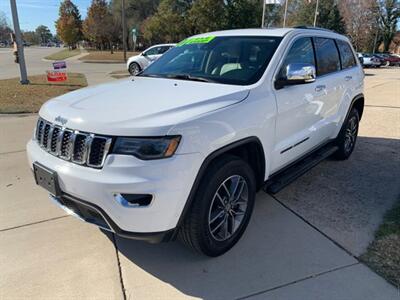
left=339, top=0, right=379, bottom=52
left=377, top=0, right=400, bottom=52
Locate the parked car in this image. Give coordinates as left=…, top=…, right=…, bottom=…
left=126, top=43, right=176, bottom=75
left=27, top=28, right=364, bottom=256
left=375, top=53, right=400, bottom=66
left=358, top=53, right=381, bottom=67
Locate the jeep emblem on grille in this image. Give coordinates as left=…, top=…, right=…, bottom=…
left=55, top=116, right=68, bottom=125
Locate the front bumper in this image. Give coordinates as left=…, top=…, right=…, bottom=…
left=27, top=139, right=203, bottom=234
left=50, top=193, right=175, bottom=243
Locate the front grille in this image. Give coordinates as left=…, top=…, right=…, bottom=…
left=35, top=118, right=112, bottom=168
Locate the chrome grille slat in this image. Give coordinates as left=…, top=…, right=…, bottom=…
left=35, top=118, right=111, bottom=169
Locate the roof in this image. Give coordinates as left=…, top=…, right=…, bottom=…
left=193, top=27, right=346, bottom=40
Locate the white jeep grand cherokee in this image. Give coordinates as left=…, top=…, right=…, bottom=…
left=27, top=27, right=364, bottom=256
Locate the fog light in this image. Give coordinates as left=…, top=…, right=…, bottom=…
left=114, top=193, right=152, bottom=207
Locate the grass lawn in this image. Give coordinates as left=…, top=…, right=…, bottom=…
left=44, top=49, right=82, bottom=60
left=361, top=200, right=400, bottom=287
left=0, top=73, right=87, bottom=114
left=79, top=50, right=139, bottom=62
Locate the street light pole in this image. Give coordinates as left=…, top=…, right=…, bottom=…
left=9, top=0, right=29, bottom=84
left=121, top=0, right=127, bottom=62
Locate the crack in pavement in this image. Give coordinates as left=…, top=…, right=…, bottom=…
left=236, top=262, right=360, bottom=300
left=112, top=234, right=128, bottom=300
left=0, top=215, right=70, bottom=233
left=365, top=105, right=400, bottom=109
left=0, top=149, right=26, bottom=156
left=270, top=195, right=358, bottom=259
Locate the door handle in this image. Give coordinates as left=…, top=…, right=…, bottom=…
left=345, top=76, right=353, bottom=81
left=315, top=85, right=326, bottom=92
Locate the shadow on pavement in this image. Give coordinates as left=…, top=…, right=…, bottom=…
left=101, top=136, right=399, bottom=299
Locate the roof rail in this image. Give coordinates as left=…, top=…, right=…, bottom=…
left=293, top=26, right=336, bottom=33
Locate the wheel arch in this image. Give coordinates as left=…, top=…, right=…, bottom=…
left=175, top=136, right=266, bottom=231
left=351, top=93, right=364, bottom=120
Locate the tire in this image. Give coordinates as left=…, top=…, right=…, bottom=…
left=179, top=155, right=256, bottom=257
left=333, top=108, right=360, bottom=160
left=128, top=62, right=141, bottom=75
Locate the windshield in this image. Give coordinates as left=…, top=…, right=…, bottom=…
left=139, top=36, right=282, bottom=85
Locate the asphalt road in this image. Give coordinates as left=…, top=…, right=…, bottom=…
left=0, top=47, right=123, bottom=85
left=0, top=67, right=399, bottom=299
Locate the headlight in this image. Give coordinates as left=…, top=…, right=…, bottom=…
left=112, top=136, right=181, bottom=160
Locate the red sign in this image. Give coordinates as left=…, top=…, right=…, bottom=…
left=47, top=71, right=67, bottom=82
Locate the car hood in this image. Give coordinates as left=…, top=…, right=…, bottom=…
left=39, top=77, right=250, bottom=136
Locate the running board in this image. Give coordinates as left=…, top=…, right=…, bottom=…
left=264, top=144, right=338, bottom=194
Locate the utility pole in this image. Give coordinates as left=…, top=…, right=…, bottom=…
left=283, top=0, right=289, bottom=27
left=261, top=0, right=266, bottom=28
left=313, top=0, right=319, bottom=27
left=10, top=0, right=29, bottom=84
left=121, top=0, right=127, bottom=62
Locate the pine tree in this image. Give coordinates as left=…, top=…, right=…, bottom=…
left=56, top=0, right=82, bottom=49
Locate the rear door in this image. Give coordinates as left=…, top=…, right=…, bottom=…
left=310, top=37, right=344, bottom=141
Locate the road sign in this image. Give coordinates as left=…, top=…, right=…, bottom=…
left=47, top=71, right=67, bottom=82
left=53, top=61, right=66, bottom=70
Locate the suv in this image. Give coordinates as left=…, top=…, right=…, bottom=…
left=127, top=43, right=176, bottom=75
left=27, top=28, right=364, bottom=256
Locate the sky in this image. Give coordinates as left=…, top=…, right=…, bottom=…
left=0, top=0, right=91, bottom=34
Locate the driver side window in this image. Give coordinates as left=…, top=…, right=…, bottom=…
left=278, top=37, right=315, bottom=79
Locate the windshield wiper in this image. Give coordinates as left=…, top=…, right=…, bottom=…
left=165, top=74, right=215, bottom=83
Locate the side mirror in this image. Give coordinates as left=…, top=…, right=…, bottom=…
left=275, top=63, right=316, bottom=89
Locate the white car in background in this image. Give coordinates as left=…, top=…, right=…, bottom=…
left=127, top=43, right=176, bottom=75
left=357, top=53, right=381, bottom=67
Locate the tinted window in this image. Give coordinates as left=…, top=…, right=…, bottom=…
left=140, top=36, right=282, bottom=85
left=278, top=37, right=315, bottom=79
left=314, top=37, right=341, bottom=76
left=144, top=46, right=166, bottom=56
left=337, top=40, right=356, bottom=69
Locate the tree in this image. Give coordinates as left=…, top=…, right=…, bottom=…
left=83, top=0, right=113, bottom=50
left=110, top=0, right=160, bottom=49
left=377, top=0, right=400, bottom=51
left=35, top=25, right=52, bottom=44
left=56, top=0, right=82, bottom=49
left=225, top=0, right=263, bottom=29
left=187, top=0, right=226, bottom=34
left=288, top=0, right=346, bottom=34
left=0, top=10, right=12, bottom=44
left=141, top=0, right=191, bottom=44
left=340, top=0, right=379, bottom=52
left=23, top=31, right=39, bottom=45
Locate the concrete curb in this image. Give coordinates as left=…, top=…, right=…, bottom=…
left=80, top=60, right=125, bottom=64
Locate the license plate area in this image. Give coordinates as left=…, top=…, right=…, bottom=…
left=33, top=162, right=61, bottom=197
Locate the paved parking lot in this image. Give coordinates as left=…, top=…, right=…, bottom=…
left=0, top=68, right=399, bottom=299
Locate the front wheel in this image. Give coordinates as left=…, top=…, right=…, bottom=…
left=128, top=62, right=141, bottom=75
left=179, top=155, right=256, bottom=256
left=334, top=108, right=360, bottom=160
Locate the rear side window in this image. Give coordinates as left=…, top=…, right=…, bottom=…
left=336, top=40, right=357, bottom=69
left=278, top=37, right=315, bottom=79
left=314, top=37, right=341, bottom=76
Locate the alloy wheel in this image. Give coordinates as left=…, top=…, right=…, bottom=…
left=208, top=175, right=249, bottom=242
left=344, top=116, right=358, bottom=153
